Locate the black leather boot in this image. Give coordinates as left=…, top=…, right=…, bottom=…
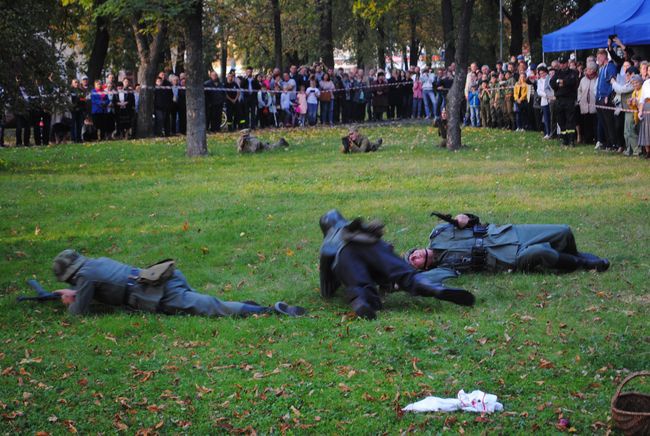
left=556, top=253, right=609, bottom=272
left=410, top=275, right=475, bottom=307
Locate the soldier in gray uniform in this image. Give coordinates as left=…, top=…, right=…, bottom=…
left=319, top=210, right=474, bottom=320
left=405, top=213, right=610, bottom=276
left=236, top=129, right=288, bottom=153
left=51, top=249, right=305, bottom=317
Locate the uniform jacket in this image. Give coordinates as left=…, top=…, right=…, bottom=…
left=68, top=257, right=164, bottom=315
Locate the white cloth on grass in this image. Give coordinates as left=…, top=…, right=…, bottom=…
left=402, top=389, right=504, bottom=414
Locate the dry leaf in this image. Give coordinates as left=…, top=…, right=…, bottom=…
left=338, top=383, right=351, bottom=393
left=182, top=221, right=189, bottom=232
left=539, top=359, right=554, bottom=369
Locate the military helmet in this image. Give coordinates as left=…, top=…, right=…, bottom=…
left=53, top=249, right=88, bottom=282
left=319, top=209, right=349, bottom=236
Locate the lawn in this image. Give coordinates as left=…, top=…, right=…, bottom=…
left=0, top=124, right=648, bottom=434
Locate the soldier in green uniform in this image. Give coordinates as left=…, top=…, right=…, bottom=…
left=237, top=129, right=289, bottom=153
left=405, top=213, right=609, bottom=277
left=340, top=126, right=382, bottom=153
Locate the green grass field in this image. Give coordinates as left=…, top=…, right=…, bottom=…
left=0, top=125, right=648, bottom=434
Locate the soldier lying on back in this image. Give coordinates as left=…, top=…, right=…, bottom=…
left=237, top=129, right=289, bottom=153
left=406, top=213, right=609, bottom=275
left=51, top=249, right=305, bottom=317
left=318, top=210, right=474, bottom=320
left=340, top=126, right=382, bottom=153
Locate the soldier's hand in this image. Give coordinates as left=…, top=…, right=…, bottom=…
left=54, top=289, right=77, bottom=306
left=455, top=214, right=470, bottom=229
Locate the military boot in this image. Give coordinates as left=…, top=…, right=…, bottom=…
left=410, top=275, right=475, bottom=306
left=556, top=253, right=609, bottom=272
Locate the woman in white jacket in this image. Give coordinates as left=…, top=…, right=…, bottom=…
left=577, top=62, right=598, bottom=144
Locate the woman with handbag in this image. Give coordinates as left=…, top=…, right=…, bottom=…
left=319, top=73, right=335, bottom=125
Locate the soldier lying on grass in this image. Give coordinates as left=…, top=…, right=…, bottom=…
left=51, top=249, right=305, bottom=317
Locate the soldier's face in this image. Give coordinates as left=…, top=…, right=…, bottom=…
left=408, top=249, right=433, bottom=269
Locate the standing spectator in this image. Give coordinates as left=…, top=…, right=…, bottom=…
left=319, top=73, right=335, bottom=125
left=305, top=78, right=320, bottom=126
left=352, top=70, right=366, bottom=122
left=412, top=71, right=423, bottom=118
left=577, top=62, right=598, bottom=144
left=242, top=67, right=260, bottom=129
left=333, top=67, right=345, bottom=123
left=372, top=72, right=389, bottom=121
left=132, top=83, right=141, bottom=137
left=402, top=71, right=413, bottom=119
left=595, top=49, right=619, bottom=150
left=14, top=80, right=32, bottom=146
left=257, top=82, right=274, bottom=128
left=295, top=85, right=307, bottom=127
left=489, top=75, right=502, bottom=128
left=70, top=79, right=85, bottom=143
left=479, top=80, right=491, bottom=128
left=536, top=66, right=554, bottom=139
left=503, top=71, right=515, bottom=130
left=611, top=69, right=641, bottom=156
left=280, top=83, right=294, bottom=127
left=551, top=56, right=579, bottom=146
left=177, top=77, right=187, bottom=135
left=204, top=71, right=224, bottom=133
left=421, top=67, right=436, bottom=120
left=341, top=73, right=353, bottom=124
left=437, top=68, right=453, bottom=116
left=90, top=80, right=109, bottom=140
left=113, top=81, right=135, bottom=139
left=387, top=70, right=400, bottom=119
left=513, top=74, right=528, bottom=131
left=31, top=80, right=51, bottom=146
left=364, top=69, right=374, bottom=122
left=224, top=72, right=242, bottom=132
left=468, top=84, right=481, bottom=127
left=169, top=75, right=181, bottom=135
left=156, top=72, right=173, bottom=136
left=636, top=76, right=650, bottom=157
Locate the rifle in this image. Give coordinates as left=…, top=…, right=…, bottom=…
left=16, top=279, right=61, bottom=302
left=431, top=211, right=459, bottom=227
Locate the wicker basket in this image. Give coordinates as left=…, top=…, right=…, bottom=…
left=611, top=371, right=650, bottom=435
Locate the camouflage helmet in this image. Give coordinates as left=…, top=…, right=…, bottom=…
left=53, top=249, right=88, bottom=282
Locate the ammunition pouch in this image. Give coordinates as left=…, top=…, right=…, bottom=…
left=125, top=259, right=176, bottom=312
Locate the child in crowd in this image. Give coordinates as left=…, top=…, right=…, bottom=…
left=81, top=116, right=98, bottom=142
left=513, top=73, right=529, bottom=131
left=296, top=86, right=308, bottom=127
left=468, top=84, right=480, bottom=127
left=305, top=79, right=320, bottom=126
left=280, top=84, right=294, bottom=127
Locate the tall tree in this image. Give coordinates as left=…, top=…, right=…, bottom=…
left=508, top=0, right=523, bottom=57
left=317, top=0, right=334, bottom=67
left=184, top=0, right=207, bottom=157
left=87, top=12, right=110, bottom=83
left=270, top=0, right=283, bottom=70
left=447, top=0, right=475, bottom=151
left=441, top=0, right=455, bottom=67
left=526, top=0, right=544, bottom=62
left=132, top=18, right=166, bottom=138
left=408, top=8, right=419, bottom=70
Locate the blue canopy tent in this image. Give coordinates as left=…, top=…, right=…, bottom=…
left=542, top=0, right=649, bottom=53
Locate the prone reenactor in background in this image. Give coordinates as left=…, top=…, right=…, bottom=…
left=236, top=129, right=289, bottom=153
left=340, top=125, right=382, bottom=153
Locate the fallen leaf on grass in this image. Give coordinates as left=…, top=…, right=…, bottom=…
left=539, top=358, right=554, bottom=369
left=338, top=383, right=351, bottom=393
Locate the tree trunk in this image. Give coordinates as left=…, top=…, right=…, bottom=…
left=355, top=17, right=366, bottom=69
left=526, top=0, right=543, bottom=63
left=184, top=0, right=207, bottom=157
left=409, top=9, right=419, bottom=70
left=220, top=39, right=228, bottom=79
left=441, top=0, right=455, bottom=67
left=87, top=14, right=110, bottom=83
left=376, top=18, right=386, bottom=70
left=270, top=0, right=283, bottom=70
left=447, top=0, right=475, bottom=151
left=317, top=0, right=334, bottom=68
left=133, top=20, right=166, bottom=139
left=509, top=0, right=523, bottom=57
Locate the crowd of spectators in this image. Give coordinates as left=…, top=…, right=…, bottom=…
left=1, top=35, right=649, bottom=158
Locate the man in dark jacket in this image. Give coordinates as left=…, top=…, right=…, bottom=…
left=154, top=74, right=173, bottom=136
left=550, top=56, right=579, bottom=145
left=319, top=210, right=475, bottom=320
left=51, top=249, right=305, bottom=317
left=204, top=71, right=224, bottom=133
